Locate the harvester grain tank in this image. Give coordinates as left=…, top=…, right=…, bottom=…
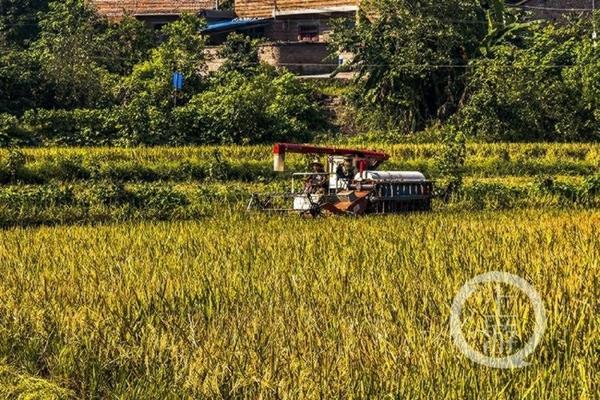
left=248, top=143, right=433, bottom=216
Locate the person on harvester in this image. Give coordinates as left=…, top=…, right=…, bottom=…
left=336, top=156, right=356, bottom=183
left=304, top=160, right=328, bottom=194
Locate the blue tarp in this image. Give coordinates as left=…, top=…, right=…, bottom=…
left=203, top=18, right=270, bottom=33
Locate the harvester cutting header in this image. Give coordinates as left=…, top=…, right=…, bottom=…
left=248, top=143, right=433, bottom=216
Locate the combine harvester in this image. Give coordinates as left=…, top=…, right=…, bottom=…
left=248, top=143, right=433, bottom=217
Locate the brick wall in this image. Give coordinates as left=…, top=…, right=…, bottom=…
left=264, top=12, right=352, bottom=42
left=235, top=0, right=358, bottom=18
left=259, top=42, right=334, bottom=74
left=205, top=42, right=334, bottom=74
left=90, top=0, right=216, bottom=18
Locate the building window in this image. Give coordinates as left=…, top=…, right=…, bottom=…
left=298, top=25, right=319, bottom=42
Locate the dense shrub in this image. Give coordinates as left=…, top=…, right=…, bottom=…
left=174, top=69, right=323, bottom=144
left=456, top=20, right=599, bottom=142
left=121, top=14, right=207, bottom=99
left=15, top=68, right=323, bottom=146
left=33, top=0, right=118, bottom=109
left=0, top=114, right=34, bottom=146
left=22, top=109, right=121, bottom=146
left=0, top=49, right=51, bottom=116
left=329, top=0, right=489, bottom=132
left=217, top=32, right=261, bottom=73
left=0, top=184, right=76, bottom=207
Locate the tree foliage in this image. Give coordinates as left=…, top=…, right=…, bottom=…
left=0, top=7, right=322, bottom=147
left=330, top=0, right=487, bottom=131
left=0, top=0, right=48, bottom=47
left=174, top=68, right=323, bottom=144
left=217, top=32, right=261, bottom=73
left=1, top=0, right=597, bottom=145
left=97, top=17, right=159, bottom=75
left=331, top=1, right=598, bottom=141
left=0, top=49, right=49, bottom=114
left=457, top=15, right=600, bottom=141
left=119, top=15, right=207, bottom=106
left=33, top=0, right=114, bottom=108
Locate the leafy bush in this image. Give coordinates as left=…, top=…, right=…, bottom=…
left=0, top=184, right=75, bottom=207
left=129, top=183, right=189, bottom=219
left=22, top=108, right=121, bottom=146
left=0, top=49, right=50, bottom=116
left=118, top=15, right=207, bottom=108
left=218, top=32, right=261, bottom=73
left=33, top=0, right=118, bottom=109
left=0, top=114, right=34, bottom=147
left=456, top=20, right=599, bottom=142
left=174, top=69, right=323, bottom=144
left=97, top=17, right=159, bottom=75
left=329, top=0, right=488, bottom=132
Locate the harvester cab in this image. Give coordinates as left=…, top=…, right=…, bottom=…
left=248, top=143, right=433, bottom=216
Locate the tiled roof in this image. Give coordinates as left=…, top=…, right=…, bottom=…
left=235, top=0, right=359, bottom=18
left=91, top=0, right=217, bottom=17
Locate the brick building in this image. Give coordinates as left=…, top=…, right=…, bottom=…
left=205, top=0, right=359, bottom=74
left=90, top=1, right=595, bottom=75
left=90, top=0, right=219, bottom=27
left=89, top=1, right=357, bottom=73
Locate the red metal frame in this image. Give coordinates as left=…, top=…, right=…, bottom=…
left=273, top=143, right=390, bottom=168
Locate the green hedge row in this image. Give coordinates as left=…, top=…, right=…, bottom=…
left=0, top=69, right=324, bottom=147
left=0, top=150, right=597, bottom=185
left=0, top=151, right=277, bottom=184
left=0, top=178, right=597, bottom=227
left=450, top=175, right=600, bottom=210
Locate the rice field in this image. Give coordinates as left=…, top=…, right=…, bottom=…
left=0, top=142, right=598, bottom=227
left=1, top=143, right=598, bottom=182
left=0, top=143, right=598, bottom=398
left=0, top=210, right=597, bottom=398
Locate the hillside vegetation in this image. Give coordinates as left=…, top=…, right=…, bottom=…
left=1, top=1, right=599, bottom=145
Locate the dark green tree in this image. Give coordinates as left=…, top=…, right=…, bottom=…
left=217, top=32, right=261, bottom=73
left=115, top=15, right=208, bottom=144
left=97, top=17, right=159, bottom=75
left=457, top=12, right=599, bottom=141
left=0, top=0, right=49, bottom=47
left=120, top=14, right=207, bottom=104
left=0, top=47, right=51, bottom=114
left=330, top=0, right=487, bottom=132
left=33, top=0, right=115, bottom=108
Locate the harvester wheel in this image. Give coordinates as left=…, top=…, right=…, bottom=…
left=301, top=194, right=323, bottom=218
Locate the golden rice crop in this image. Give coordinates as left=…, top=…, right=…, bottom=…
left=0, top=209, right=597, bottom=399
left=2, top=142, right=598, bottom=164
